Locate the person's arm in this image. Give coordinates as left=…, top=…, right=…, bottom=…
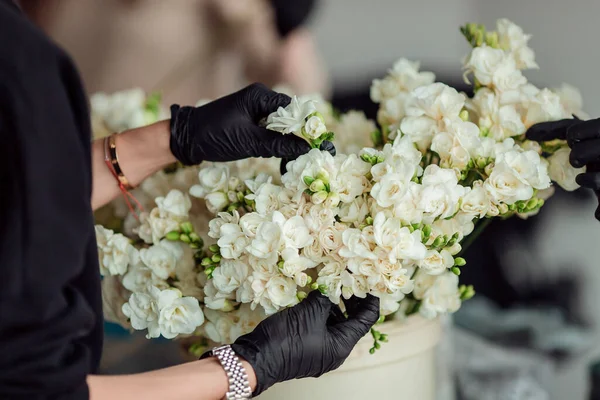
left=91, top=120, right=175, bottom=210
left=87, top=358, right=256, bottom=400
left=92, top=83, right=334, bottom=211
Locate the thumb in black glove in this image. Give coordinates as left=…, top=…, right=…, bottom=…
left=526, top=117, right=600, bottom=220
left=170, top=83, right=313, bottom=166
left=231, top=291, right=380, bottom=396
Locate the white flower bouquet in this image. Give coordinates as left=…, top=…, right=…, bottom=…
left=96, top=19, right=586, bottom=355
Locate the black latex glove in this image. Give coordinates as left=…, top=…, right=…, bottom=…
left=268, top=0, right=318, bottom=38
left=231, top=291, right=380, bottom=396
left=170, top=83, right=313, bottom=166
left=527, top=117, right=600, bottom=220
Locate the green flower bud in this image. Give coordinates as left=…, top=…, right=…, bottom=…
left=451, top=266, right=461, bottom=276
left=211, top=254, right=221, bottom=263
left=297, top=291, right=308, bottom=301
left=454, top=257, right=466, bottom=267
left=311, top=191, right=328, bottom=205
left=310, top=179, right=326, bottom=193
left=201, top=257, right=212, bottom=266
left=526, top=198, right=538, bottom=210
left=227, top=203, right=239, bottom=213
left=278, top=260, right=285, bottom=270
left=189, top=232, right=201, bottom=243
left=365, top=216, right=374, bottom=225
left=315, top=169, right=330, bottom=184
left=377, top=315, right=385, bottom=324
left=422, top=225, right=432, bottom=238
left=459, top=109, right=469, bottom=121
left=310, top=282, right=319, bottom=290
left=318, top=284, right=328, bottom=294
left=360, top=153, right=373, bottom=164
left=369, top=347, right=376, bottom=355
left=179, top=233, right=191, bottom=243
left=236, top=191, right=245, bottom=202
left=485, top=31, right=499, bottom=48
left=180, top=222, right=193, bottom=234
left=303, top=176, right=316, bottom=186
left=537, top=199, right=545, bottom=208
left=476, top=157, right=487, bottom=169
left=166, top=231, right=181, bottom=241
left=189, top=243, right=199, bottom=249
left=374, top=341, right=381, bottom=350
left=376, top=155, right=385, bottom=164
left=209, top=244, right=220, bottom=253
left=371, top=330, right=382, bottom=341
left=433, top=236, right=445, bottom=248
left=380, top=334, right=389, bottom=343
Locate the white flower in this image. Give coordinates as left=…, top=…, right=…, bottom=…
left=203, top=309, right=240, bottom=345
left=554, top=83, right=589, bottom=119
left=341, top=271, right=369, bottom=298
left=155, top=190, right=192, bottom=219
left=339, top=228, right=377, bottom=260
left=469, top=88, right=525, bottom=140
left=304, top=115, right=327, bottom=139
left=460, top=182, right=491, bottom=218
left=154, top=287, right=205, bottom=339
left=204, top=281, right=236, bottom=312
left=400, top=83, right=465, bottom=147
left=239, top=212, right=266, bottom=238
left=91, top=88, right=147, bottom=133
left=122, top=291, right=159, bottom=337
left=370, top=58, right=436, bottom=103
left=212, top=259, right=250, bottom=294
left=414, top=272, right=461, bottom=319
left=204, top=192, right=229, bottom=214
left=524, top=89, right=570, bottom=128
left=391, top=227, right=427, bottom=263
left=280, top=248, right=317, bottom=278
left=318, top=224, right=345, bottom=253
left=139, top=243, right=177, bottom=280
left=304, top=204, right=336, bottom=232
left=419, top=165, right=466, bottom=221
left=95, top=226, right=139, bottom=276
left=208, top=211, right=240, bottom=239
left=338, top=196, right=369, bottom=227
left=248, top=183, right=283, bottom=215
left=484, top=161, right=533, bottom=205
left=266, top=276, right=298, bottom=308
left=385, top=268, right=415, bottom=293
left=499, top=149, right=551, bottom=190
left=464, top=46, right=526, bottom=92
left=370, top=169, right=413, bottom=208
left=190, top=164, right=229, bottom=198
left=122, top=264, right=168, bottom=293
left=217, top=223, right=249, bottom=259
left=136, top=208, right=181, bottom=244
left=419, top=250, right=454, bottom=275
left=273, top=212, right=313, bottom=250
left=266, top=96, right=317, bottom=136
left=378, top=291, right=406, bottom=316
left=333, top=111, right=377, bottom=154
left=246, top=221, right=283, bottom=258
left=392, top=182, right=423, bottom=224
left=548, top=147, right=584, bottom=191
left=497, top=18, right=538, bottom=70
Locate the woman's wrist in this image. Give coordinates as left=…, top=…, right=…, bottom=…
left=115, top=120, right=177, bottom=187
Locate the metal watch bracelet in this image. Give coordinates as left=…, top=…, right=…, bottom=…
left=211, top=345, right=253, bottom=399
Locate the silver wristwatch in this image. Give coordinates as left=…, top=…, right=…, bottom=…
left=209, top=345, right=253, bottom=399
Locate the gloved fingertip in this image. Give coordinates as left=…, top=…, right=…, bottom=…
left=319, top=140, right=336, bottom=156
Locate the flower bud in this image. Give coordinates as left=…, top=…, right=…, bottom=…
left=360, top=153, right=374, bottom=164
left=236, top=191, right=245, bottom=202
left=432, top=235, right=445, bottom=248
left=180, top=222, right=193, bottom=234
left=422, top=225, right=432, bottom=238
left=189, top=232, right=201, bottom=243
left=201, top=257, right=213, bottom=266
left=310, top=179, right=326, bottom=193
left=526, top=198, right=538, bottom=210
left=451, top=266, right=461, bottom=276
left=365, top=216, right=374, bottom=226
left=211, top=254, right=222, bottom=263
left=324, top=192, right=341, bottom=208
left=459, top=109, right=469, bottom=121
left=228, top=177, right=241, bottom=191
left=310, top=282, right=319, bottom=290
left=209, top=244, right=220, bottom=253
left=311, top=191, right=328, bottom=205
left=303, top=176, right=315, bottom=186
left=454, top=257, right=466, bottom=267
left=297, top=291, right=308, bottom=301
left=179, top=233, right=191, bottom=243
left=318, top=284, right=329, bottom=294
left=227, top=203, right=239, bottom=213
left=315, top=169, right=330, bottom=184
left=476, top=157, right=487, bottom=169
left=374, top=341, right=381, bottom=350
left=484, top=163, right=494, bottom=176
left=485, top=31, right=499, bottom=48
left=166, top=231, right=181, bottom=241
left=498, top=203, right=509, bottom=214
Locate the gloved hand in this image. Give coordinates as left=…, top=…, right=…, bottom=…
left=526, top=117, right=600, bottom=220
left=170, top=83, right=334, bottom=167
left=268, top=0, right=318, bottom=38
left=231, top=291, right=380, bottom=396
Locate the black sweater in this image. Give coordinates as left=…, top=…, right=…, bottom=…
left=0, top=1, right=103, bottom=398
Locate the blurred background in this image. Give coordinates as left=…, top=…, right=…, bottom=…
left=23, top=0, right=600, bottom=398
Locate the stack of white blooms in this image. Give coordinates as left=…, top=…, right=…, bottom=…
left=96, top=19, right=588, bottom=350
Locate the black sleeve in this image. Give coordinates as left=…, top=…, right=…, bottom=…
left=0, top=33, right=98, bottom=400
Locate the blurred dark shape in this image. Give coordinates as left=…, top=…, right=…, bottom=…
left=589, top=360, right=600, bottom=399
left=269, top=0, right=317, bottom=38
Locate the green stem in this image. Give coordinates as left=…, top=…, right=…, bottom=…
left=458, top=217, right=493, bottom=256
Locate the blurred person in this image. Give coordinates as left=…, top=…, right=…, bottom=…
left=20, top=0, right=329, bottom=105
left=0, top=1, right=379, bottom=399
